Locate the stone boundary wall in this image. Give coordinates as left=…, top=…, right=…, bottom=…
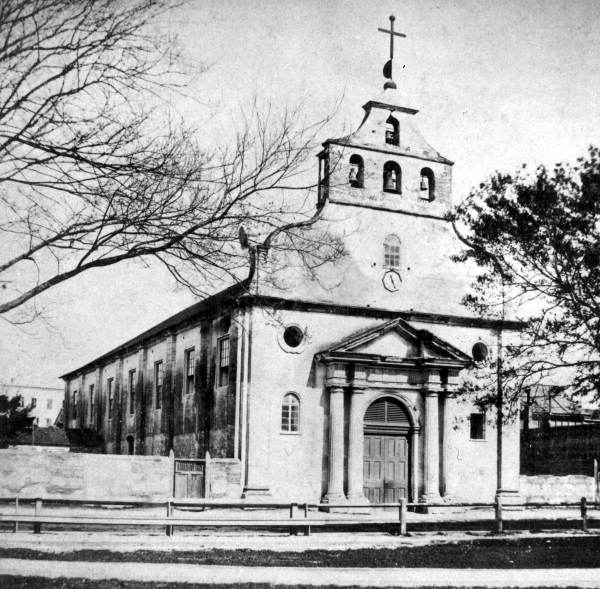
left=207, top=458, right=241, bottom=499
left=0, top=447, right=171, bottom=500
left=520, top=474, right=598, bottom=503
left=0, top=447, right=243, bottom=501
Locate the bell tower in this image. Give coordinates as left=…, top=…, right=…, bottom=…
left=317, top=16, right=454, bottom=221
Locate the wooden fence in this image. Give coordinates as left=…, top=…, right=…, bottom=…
left=521, top=424, right=600, bottom=475
left=0, top=496, right=597, bottom=537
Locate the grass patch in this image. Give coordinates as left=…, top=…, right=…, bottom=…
left=0, top=580, right=589, bottom=589
left=2, top=536, right=600, bottom=568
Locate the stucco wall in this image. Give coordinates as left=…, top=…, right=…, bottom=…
left=247, top=305, right=518, bottom=503
left=0, top=446, right=171, bottom=499
left=520, top=475, right=597, bottom=503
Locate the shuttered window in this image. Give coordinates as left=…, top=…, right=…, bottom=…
left=364, top=398, right=410, bottom=428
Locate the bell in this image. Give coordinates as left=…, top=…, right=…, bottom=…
left=420, top=176, right=428, bottom=191
left=349, top=165, right=358, bottom=184
left=384, top=172, right=396, bottom=191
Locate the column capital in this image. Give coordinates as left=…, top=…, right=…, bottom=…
left=425, top=389, right=439, bottom=398
left=329, top=386, right=345, bottom=395
left=325, top=362, right=349, bottom=388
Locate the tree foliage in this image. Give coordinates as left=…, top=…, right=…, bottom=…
left=453, top=146, right=600, bottom=409
left=0, top=394, right=34, bottom=439
left=0, top=0, right=343, bottom=321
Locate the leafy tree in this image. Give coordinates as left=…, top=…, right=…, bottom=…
left=452, top=145, right=600, bottom=413
left=0, top=394, right=34, bottom=439
left=0, top=0, right=343, bottom=321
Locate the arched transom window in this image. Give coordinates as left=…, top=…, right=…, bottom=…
left=364, top=397, right=411, bottom=431
left=383, top=234, right=401, bottom=270
left=281, top=392, right=300, bottom=433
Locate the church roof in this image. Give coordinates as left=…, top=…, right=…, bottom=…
left=318, top=316, right=472, bottom=366
left=60, top=280, right=248, bottom=379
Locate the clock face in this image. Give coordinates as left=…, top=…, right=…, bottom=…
left=382, top=269, right=402, bottom=292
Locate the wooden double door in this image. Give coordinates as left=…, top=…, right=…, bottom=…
left=363, top=434, right=409, bottom=503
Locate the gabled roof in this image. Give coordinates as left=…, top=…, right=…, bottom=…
left=318, top=317, right=471, bottom=365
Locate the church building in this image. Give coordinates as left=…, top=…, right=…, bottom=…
left=62, top=18, right=523, bottom=504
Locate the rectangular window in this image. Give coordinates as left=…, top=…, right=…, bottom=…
left=31, top=397, right=37, bottom=409
left=107, top=378, right=114, bottom=419
left=129, top=369, right=136, bottom=414
left=155, top=361, right=163, bottom=409
left=89, top=384, right=95, bottom=423
left=218, top=336, right=230, bottom=387
left=185, top=348, right=195, bottom=395
left=470, top=413, right=485, bottom=440
left=281, top=394, right=300, bottom=433
left=46, top=398, right=53, bottom=410
left=70, top=393, right=76, bottom=420
left=46, top=418, right=52, bottom=426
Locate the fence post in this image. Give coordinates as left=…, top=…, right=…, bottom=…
left=303, top=502, right=310, bottom=537
left=33, top=499, right=42, bottom=534
left=165, top=498, right=173, bottom=536
left=13, top=496, right=19, bottom=533
left=399, top=497, right=407, bottom=536
left=581, top=496, right=588, bottom=533
left=494, top=494, right=503, bottom=535
left=289, top=502, right=296, bottom=536
left=594, top=459, right=599, bottom=506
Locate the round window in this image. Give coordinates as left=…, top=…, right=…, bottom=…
left=283, top=325, right=304, bottom=348
left=472, top=342, right=489, bottom=363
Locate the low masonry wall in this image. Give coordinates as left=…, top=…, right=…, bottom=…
left=207, top=458, right=241, bottom=499
left=0, top=447, right=172, bottom=500
left=520, top=474, right=597, bottom=503
left=0, top=447, right=242, bottom=501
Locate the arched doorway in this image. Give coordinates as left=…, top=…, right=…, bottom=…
left=363, top=397, right=411, bottom=503
left=126, top=435, right=134, bottom=455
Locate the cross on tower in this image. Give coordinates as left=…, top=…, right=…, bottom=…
left=377, top=15, right=406, bottom=90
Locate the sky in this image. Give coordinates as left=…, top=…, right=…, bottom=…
left=2, top=0, right=600, bottom=387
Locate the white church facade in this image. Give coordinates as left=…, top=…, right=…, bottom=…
left=62, top=21, right=523, bottom=504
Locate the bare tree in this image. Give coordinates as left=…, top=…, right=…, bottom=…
left=0, top=0, right=343, bottom=321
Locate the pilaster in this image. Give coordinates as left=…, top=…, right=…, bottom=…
left=421, top=370, right=442, bottom=502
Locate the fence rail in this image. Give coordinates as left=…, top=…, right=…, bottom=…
left=0, top=496, right=597, bottom=537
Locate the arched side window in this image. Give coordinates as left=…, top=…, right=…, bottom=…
left=383, top=234, right=401, bottom=270
left=281, top=392, right=300, bottom=433
left=348, top=154, right=364, bottom=188
left=383, top=161, right=401, bottom=193
left=385, top=116, right=399, bottom=145
left=420, top=167, right=435, bottom=201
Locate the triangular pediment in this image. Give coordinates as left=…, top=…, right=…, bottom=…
left=322, top=317, right=471, bottom=363
left=352, top=330, right=419, bottom=358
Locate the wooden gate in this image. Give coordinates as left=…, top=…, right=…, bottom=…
left=363, top=434, right=409, bottom=503
left=363, top=397, right=411, bottom=504
left=173, top=459, right=205, bottom=498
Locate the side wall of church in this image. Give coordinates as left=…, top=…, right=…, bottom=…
left=248, top=305, right=519, bottom=503
left=64, top=308, right=239, bottom=460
